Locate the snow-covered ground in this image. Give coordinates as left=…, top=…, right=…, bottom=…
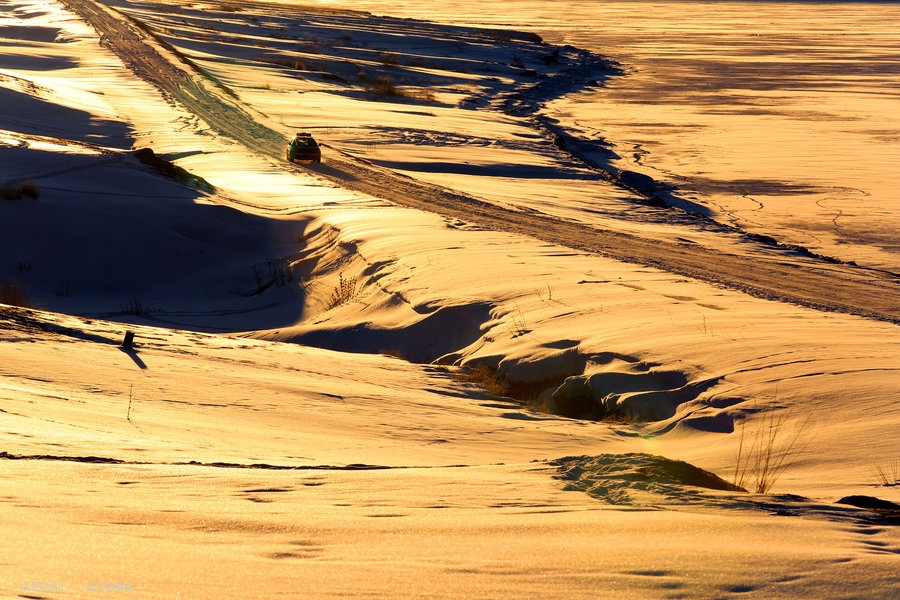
left=306, top=0, right=900, bottom=274
left=2, top=1, right=899, bottom=597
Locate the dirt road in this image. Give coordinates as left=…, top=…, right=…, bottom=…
left=63, top=0, right=900, bottom=324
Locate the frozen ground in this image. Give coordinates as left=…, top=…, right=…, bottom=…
left=1, top=1, right=899, bottom=597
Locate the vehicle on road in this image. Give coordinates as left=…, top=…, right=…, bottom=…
left=286, top=132, right=321, bottom=163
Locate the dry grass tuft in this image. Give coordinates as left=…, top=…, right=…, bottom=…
left=732, top=403, right=809, bottom=494
left=456, top=364, right=507, bottom=398
left=872, top=459, right=900, bottom=486
left=357, top=72, right=436, bottom=102
left=120, top=296, right=150, bottom=315
left=378, top=53, right=401, bottom=66
left=366, top=74, right=400, bottom=97
left=326, top=272, right=358, bottom=310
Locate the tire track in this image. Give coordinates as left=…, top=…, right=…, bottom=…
left=62, top=0, right=900, bottom=324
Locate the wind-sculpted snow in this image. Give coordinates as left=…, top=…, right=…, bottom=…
left=4, top=2, right=900, bottom=596
left=549, top=370, right=720, bottom=422
left=272, top=301, right=495, bottom=363
left=60, top=0, right=900, bottom=325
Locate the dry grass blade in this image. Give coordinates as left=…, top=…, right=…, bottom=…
left=872, top=459, right=900, bottom=486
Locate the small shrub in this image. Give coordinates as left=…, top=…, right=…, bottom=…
left=326, top=272, right=358, bottom=310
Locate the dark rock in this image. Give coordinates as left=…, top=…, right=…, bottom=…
left=837, top=495, right=900, bottom=522
left=837, top=495, right=900, bottom=511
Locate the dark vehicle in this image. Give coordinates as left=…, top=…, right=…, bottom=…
left=286, top=132, right=321, bottom=163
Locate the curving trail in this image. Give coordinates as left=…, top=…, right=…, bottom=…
left=62, top=0, right=900, bottom=324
